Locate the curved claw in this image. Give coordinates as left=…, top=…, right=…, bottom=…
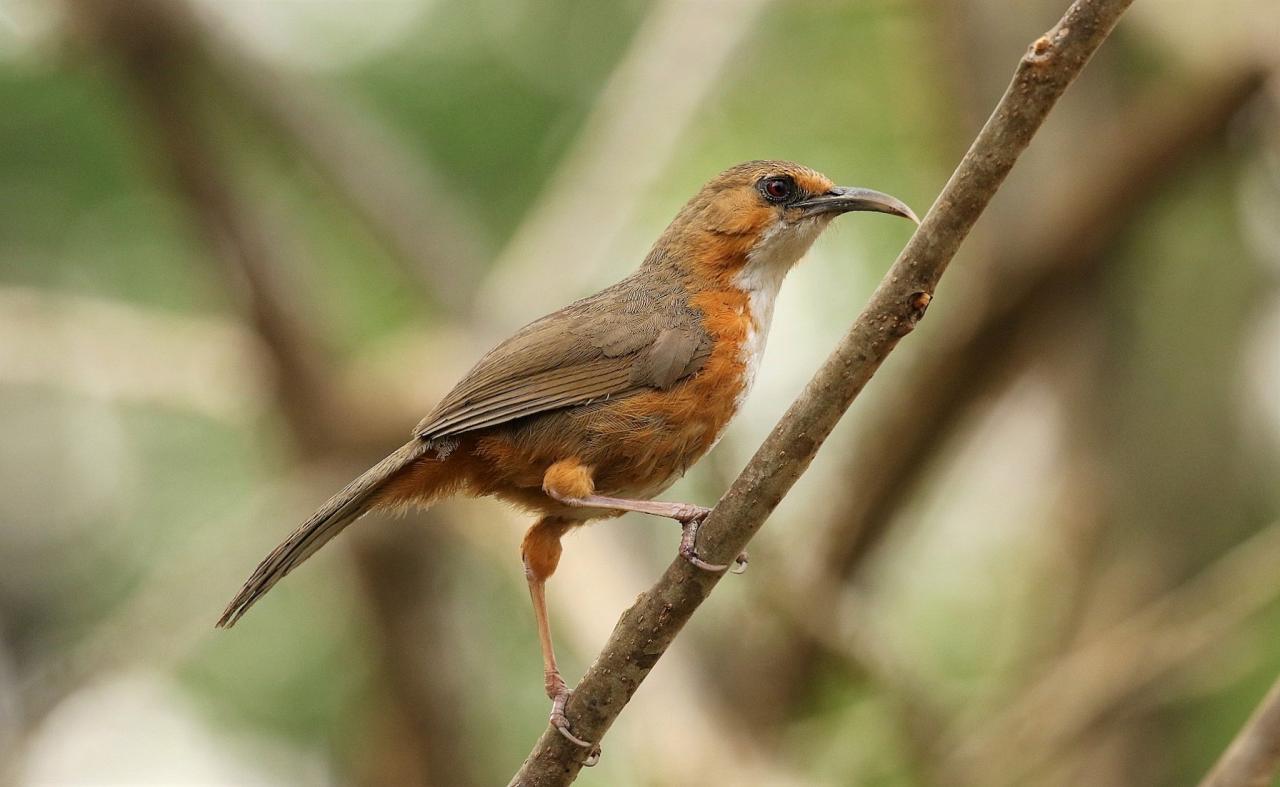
left=550, top=691, right=597, bottom=751
left=679, top=516, right=727, bottom=571
left=677, top=512, right=751, bottom=574
left=685, top=552, right=730, bottom=572
left=554, top=719, right=595, bottom=750
left=583, top=746, right=602, bottom=767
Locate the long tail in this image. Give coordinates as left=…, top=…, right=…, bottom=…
left=217, top=438, right=432, bottom=628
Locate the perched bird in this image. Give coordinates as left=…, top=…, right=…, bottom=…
left=218, top=160, right=916, bottom=749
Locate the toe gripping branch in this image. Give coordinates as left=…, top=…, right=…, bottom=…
left=550, top=690, right=601, bottom=765
left=677, top=509, right=748, bottom=574
left=546, top=503, right=748, bottom=767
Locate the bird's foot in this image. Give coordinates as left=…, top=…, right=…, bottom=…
left=547, top=678, right=601, bottom=765
left=676, top=508, right=748, bottom=573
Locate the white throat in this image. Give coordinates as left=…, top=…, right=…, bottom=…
left=729, top=217, right=828, bottom=406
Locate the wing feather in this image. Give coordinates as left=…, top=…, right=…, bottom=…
left=414, top=272, right=711, bottom=440
left=420, top=361, right=634, bottom=438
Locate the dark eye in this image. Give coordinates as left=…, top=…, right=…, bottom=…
left=759, top=176, right=795, bottom=203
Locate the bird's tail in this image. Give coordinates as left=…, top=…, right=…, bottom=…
left=217, top=438, right=435, bottom=628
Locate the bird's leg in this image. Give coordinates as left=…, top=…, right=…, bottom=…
left=562, top=493, right=749, bottom=573
left=542, top=460, right=747, bottom=573
left=521, top=517, right=601, bottom=764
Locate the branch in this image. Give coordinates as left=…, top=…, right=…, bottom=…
left=74, top=2, right=476, bottom=782
left=0, top=285, right=268, bottom=422
left=509, top=0, right=1134, bottom=782
left=814, top=66, right=1269, bottom=583
left=202, top=36, right=494, bottom=312
left=943, top=520, right=1280, bottom=784
left=748, top=65, right=1271, bottom=720
left=1200, top=672, right=1280, bottom=787
left=72, top=0, right=336, bottom=448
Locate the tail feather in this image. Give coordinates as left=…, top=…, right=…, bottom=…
left=217, top=439, right=431, bottom=628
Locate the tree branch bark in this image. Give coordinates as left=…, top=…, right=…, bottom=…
left=744, top=65, right=1269, bottom=725
left=1200, top=672, right=1280, bottom=787
left=509, top=0, right=1134, bottom=782
left=815, top=67, right=1268, bottom=584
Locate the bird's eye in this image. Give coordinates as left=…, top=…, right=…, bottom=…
left=759, top=176, right=795, bottom=203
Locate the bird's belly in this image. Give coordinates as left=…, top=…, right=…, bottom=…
left=588, top=359, right=754, bottom=499
left=608, top=466, right=684, bottom=501
left=585, top=290, right=766, bottom=498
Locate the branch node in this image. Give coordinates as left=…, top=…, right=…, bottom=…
left=1025, top=39, right=1052, bottom=65
left=1025, top=25, right=1069, bottom=65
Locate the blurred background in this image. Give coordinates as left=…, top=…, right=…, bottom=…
left=1, top=0, right=1278, bottom=784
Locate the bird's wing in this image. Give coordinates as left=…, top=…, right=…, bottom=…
left=415, top=275, right=712, bottom=440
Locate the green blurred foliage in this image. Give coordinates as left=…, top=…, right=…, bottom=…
left=1, top=0, right=1277, bottom=784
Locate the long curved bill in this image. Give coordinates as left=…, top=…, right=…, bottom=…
left=795, top=186, right=920, bottom=225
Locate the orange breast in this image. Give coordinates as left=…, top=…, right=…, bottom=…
left=427, top=286, right=758, bottom=517
left=583, top=286, right=754, bottom=496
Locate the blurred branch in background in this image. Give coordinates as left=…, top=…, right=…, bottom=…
left=197, top=23, right=493, bottom=312
left=0, top=286, right=268, bottom=423
left=944, top=520, right=1280, bottom=785
left=38, top=1, right=798, bottom=783
left=474, top=0, right=773, bottom=326
left=511, top=0, right=1135, bottom=782
left=71, top=0, right=335, bottom=444
left=1200, top=669, right=1280, bottom=787
left=821, top=65, right=1268, bottom=590
left=68, top=0, right=472, bottom=783
left=744, top=65, right=1273, bottom=725
left=761, top=570, right=949, bottom=775
left=114, top=0, right=490, bottom=312
left=5, top=0, right=1277, bottom=783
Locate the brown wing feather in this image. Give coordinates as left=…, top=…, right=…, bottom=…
left=416, top=271, right=711, bottom=440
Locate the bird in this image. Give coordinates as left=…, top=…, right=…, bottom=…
left=217, top=160, right=916, bottom=751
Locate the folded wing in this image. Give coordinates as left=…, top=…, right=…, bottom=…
left=416, top=274, right=711, bottom=441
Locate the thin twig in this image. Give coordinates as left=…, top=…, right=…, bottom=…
left=1200, top=672, right=1280, bottom=787
left=509, top=1, right=1133, bottom=782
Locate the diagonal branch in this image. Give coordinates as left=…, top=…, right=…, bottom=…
left=73, top=2, right=476, bottom=782
left=1200, top=671, right=1280, bottom=787
left=815, top=66, right=1269, bottom=586
left=203, top=40, right=494, bottom=312
left=509, top=0, right=1134, bottom=782
left=746, top=65, right=1271, bottom=722
left=944, top=520, right=1280, bottom=784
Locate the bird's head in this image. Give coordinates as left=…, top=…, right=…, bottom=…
left=649, top=160, right=917, bottom=290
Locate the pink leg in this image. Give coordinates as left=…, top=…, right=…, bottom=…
left=546, top=491, right=747, bottom=573
left=522, top=517, right=602, bottom=763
